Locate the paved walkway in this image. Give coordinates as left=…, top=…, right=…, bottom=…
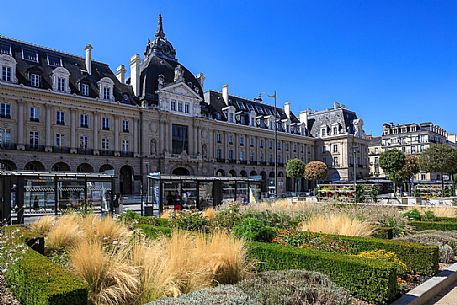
left=425, top=280, right=457, bottom=305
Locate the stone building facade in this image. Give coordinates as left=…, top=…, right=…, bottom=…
left=367, top=136, right=384, bottom=178
left=0, top=15, right=369, bottom=195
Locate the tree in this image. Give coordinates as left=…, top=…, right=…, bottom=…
left=286, top=159, right=305, bottom=192
left=399, top=155, right=420, bottom=194
left=419, top=145, right=457, bottom=194
left=379, top=149, right=405, bottom=194
left=304, top=161, right=328, bottom=192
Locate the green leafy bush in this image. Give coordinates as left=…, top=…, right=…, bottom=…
left=237, top=269, right=351, bottom=305
left=410, top=220, right=457, bottom=231
left=248, top=242, right=398, bottom=304
left=211, top=204, right=243, bottom=230
left=403, top=209, right=421, bottom=221
left=170, top=210, right=210, bottom=232
left=137, top=224, right=172, bottom=239
left=146, top=285, right=254, bottom=305
left=422, top=210, right=436, bottom=221
left=396, top=232, right=457, bottom=263
left=241, top=210, right=292, bottom=229
left=233, top=218, right=274, bottom=242
left=272, top=227, right=315, bottom=247
left=119, top=211, right=170, bottom=227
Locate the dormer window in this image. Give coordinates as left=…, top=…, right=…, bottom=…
left=0, top=44, right=11, bottom=55
left=51, top=67, right=70, bottom=93
left=47, top=55, right=62, bottom=67
left=0, top=54, right=17, bottom=83
left=81, top=83, right=89, bottom=96
left=22, top=48, right=38, bottom=62
left=228, top=112, right=234, bottom=123
left=30, top=73, right=40, bottom=87
left=97, top=77, right=114, bottom=101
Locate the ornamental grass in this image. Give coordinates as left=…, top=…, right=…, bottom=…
left=300, top=214, right=373, bottom=237
left=30, top=215, right=55, bottom=235
left=46, top=214, right=82, bottom=250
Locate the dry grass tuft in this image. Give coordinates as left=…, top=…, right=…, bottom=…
left=202, top=208, right=216, bottom=220
left=422, top=207, right=457, bottom=218
left=30, top=215, right=55, bottom=235
left=301, top=214, right=373, bottom=236
left=70, top=240, right=139, bottom=305
left=46, top=214, right=82, bottom=250
left=160, top=209, right=173, bottom=219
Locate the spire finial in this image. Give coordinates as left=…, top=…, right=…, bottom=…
left=155, top=14, right=165, bottom=38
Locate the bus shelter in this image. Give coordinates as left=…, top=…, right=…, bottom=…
left=0, top=171, right=114, bottom=224
left=147, top=174, right=261, bottom=214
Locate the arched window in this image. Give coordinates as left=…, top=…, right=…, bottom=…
left=97, top=77, right=114, bottom=101
left=51, top=67, right=70, bottom=93
left=0, top=54, right=17, bottom=83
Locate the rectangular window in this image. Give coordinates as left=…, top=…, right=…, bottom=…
left=333, top=144, right=338, bottom=153
left=217, top=149, right=222, bottom=159
left=229, top=149, right=234, bottom=160
left=240, top=151, right=244, bottom=161
left=102, top=117, right=110, bottom=130
left=334, top=157, right=339, bottom=167
left=80, top=114, right=88, bottom=128
left=321, top=128, right=326, bottom=137
left=47, top=55, right=62, bottom=67
left=172, top=124, right=188, bottom=154
left=30, top=73, right=40, bottom=87
left=55, top=133, right=64, bottom=147
left=0, top=128, right=11, bottom=147
left=216, top=133, right=221, bottom=143
left=29, top=131, right=39, bottom=147
left=122, top=139, right=129, bottom=152
left=251, top=117, right=255, bottom=126
left=103, top=86, right=111, bottom=100
left=249, top=152, right=254, bottom=162
left=228, top=135, right=233, bottom=145
left=269, top=140, right=273, bottom=149
left=30, top=107, right=40, bottom=122
left=57, top=77, right=66, bottom=92
left=1, top=66, right=11, bottom=82
left=228, top=112, right=234, bottom=123
left=178, top=102, right=183, bottom=112
left=333, top=127, right=338, bottom=135
left=184, top=103, right=190, bottom=114
left=239, top=135, right=244, bottom=146
left=249, top=137, right=254, bottom=146
left=80, top=135, right=88, bottom=149
left=122, top=120, right=129, bottom=132
left=260, top=139, right=264, bottom=148
left=269, top=154, right=273, bottom=163
left=0, top=103, right=11, bottom=118
left=0, top=43, right=11, bottom=55
left=81, top=83, right=89, bottom=96
left=22, top=48, right=38, bottom=62
left=101, top=138, right=109, bottom=151
left=171, top=100, right=176, bottom=111
left=56, top=111, right=65, bottom=125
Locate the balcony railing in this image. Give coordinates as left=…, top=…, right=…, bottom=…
left=52, top=146, right=71, bottom=153
left=25, top=144, right=45, bottom=152
left=100, top=150, right=115, bottom=156
left=120, top=151, right=134, bottom=157
left=0, top=143, right=17, bottom=150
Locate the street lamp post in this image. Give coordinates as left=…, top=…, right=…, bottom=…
left=261, top=90, right=278, bottom=197
left=353, top=147, right=357, bottom=185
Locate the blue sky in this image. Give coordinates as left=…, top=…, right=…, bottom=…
left=2, top=0, right=456, bottom=135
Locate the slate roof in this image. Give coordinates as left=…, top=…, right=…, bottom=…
left=205, top=90, right=301, bottom=124
left=307, top=107, right=358, bottom=137
left=0, top=35, right=137, bottom=105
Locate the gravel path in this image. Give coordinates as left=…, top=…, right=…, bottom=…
left=0, top=272, right=21, bottom=305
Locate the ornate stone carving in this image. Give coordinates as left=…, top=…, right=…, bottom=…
left=158, top=74, right=165, bottom=89
left=353, top=118, right=366, bottom=138
left=174, top=65, right=184, bottom=83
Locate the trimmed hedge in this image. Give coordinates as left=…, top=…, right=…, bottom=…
left=248, top=242, right=398, bottom=304
left=135, top=216, right=171, bottom=227
left=1, top=226, right=88, bottom=305
left=411, top=220, right=457, bottom=231
left=137, top=224, right=172, bottom=238
left=311, top=233, right=439, bottom=275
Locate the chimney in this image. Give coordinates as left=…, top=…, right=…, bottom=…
left=116, top=65, right=126, bottom=84
left=284, top=102, right=291, bottom=118
left=129, top=54, right=141, bottom=96
left=196, top=72, right=205, bottom=91
left=222, top=84, right=229, bottom=106
left=299, top=110, right=309, bottom=126
left=84, top=44, right=93, bottom=75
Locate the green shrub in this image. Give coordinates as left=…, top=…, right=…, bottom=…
left=137, top=224, right=172, bottom=239
left=237, top=269, right=351, bottom=305
left=0, top=226, right=88, bottom=305
left=422, top=210, right=436, bottom=221
left=211, top=204, right=243, bottom=229
left=410, top=220, right=457, bottom=231
left=248, top=242, right=398, bottom=304
left=403, top=209, right=421, bottom=220
left=241, top=210, right=292, bottom=229
left=272, top=227, right=315, bottom=247
left=170, top=210, right=210, bottom=232
left=233, top=218, right=274, bottom=242
left=119, top=210, right=170, bottom=227
left=146, top=285, right=254, bottom=305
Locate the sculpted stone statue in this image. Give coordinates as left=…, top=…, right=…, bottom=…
left=353, top=118, right=366, bottom=138
left=174, top=64, right=184, bottom=82
left=158, top=74, right=165, bottom=89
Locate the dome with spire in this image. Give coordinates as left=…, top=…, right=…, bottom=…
left=139, top=15, right=203, bottom=105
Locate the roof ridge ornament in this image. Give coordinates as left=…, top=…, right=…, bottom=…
left=155, top=14, right=165, bottom=38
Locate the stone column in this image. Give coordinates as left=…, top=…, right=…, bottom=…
left=45, top=105, right=52, bottom=151
left=70, top=109, right=77, bottom=153
left=17, top=99, right=24, bottom=150
left=93, top=112, right=99, bottom=154
left=114, top=117, right=120, bottom=156
left=133, top=118, right=138, bottom=156
left=159, top=120, right=164, bottom=155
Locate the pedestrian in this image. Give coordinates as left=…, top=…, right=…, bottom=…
left=173, top=193, right=182, bottom=211
left=33, top=196, right=39, bottom=211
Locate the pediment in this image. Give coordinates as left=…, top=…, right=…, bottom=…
left=159, top=82, right=202, bottom=100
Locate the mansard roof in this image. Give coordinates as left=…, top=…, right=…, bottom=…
left=205, top=90, right=301, bottom=124
left=307, top=107, right=358, bottom=137
left=0, top=35, right=137, bottom=105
